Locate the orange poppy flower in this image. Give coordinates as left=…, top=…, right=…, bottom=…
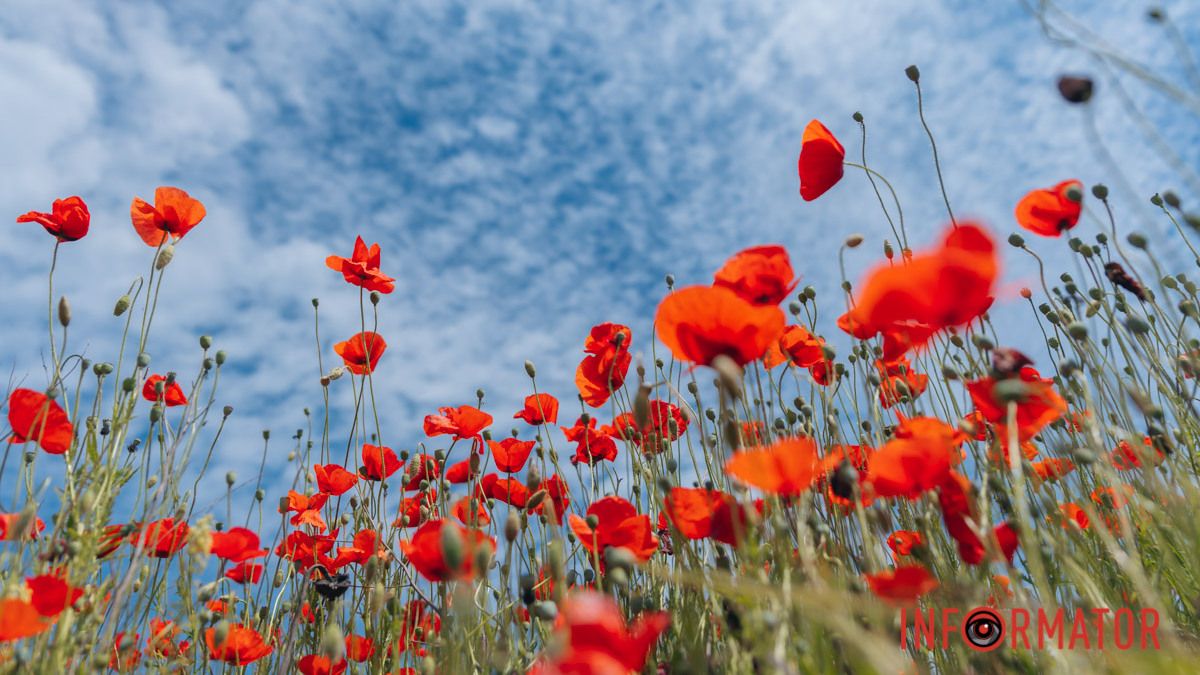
left=712, top=245, right=797, bottom=306
left=331, top=529, right=389, bottom=569
left=141, top=374, right=188, bottom=407
left=109, top=631, right=142, bottom=672
left=936, top=472, right=1018, bottom=565
left=346, top=633, right=376, bottom=661
left=886, top=530, right=923, bottom=557
left=298, top=655, right=348, bottom=675
left=1059, top=503, right=1090, bottom=530
left=562, top=416, right=618, bottom=465
left=148, top=618, right=189, bottom=658
left=286, top=491, right=329, bottom=531
left=392, top=599, right=441, bottom=655
left=325, top=235, right=396, bottom=294
left=224, top=561, right=264, bottom=584
left=575, top=323, right=633, bottom=408
left=536, top=591, right=670, bottom=674
left=25, top=575, right=82, bottom=617
left=399, top=519, right=496, bottom=582
left=477, top=473, right=530, bottom=508
left=18, top=196, right=90, bottom=242
left=867, top=417, right=962, bottom=499
left=130, top=186, right=206, bottom=247
left=205, top=623, right=273, bottom=665
left=360, top=444, right=401, bottom=481
left=1111, top=437, right=1165, bottom=471
left=488, top=437, right=535, bottom=473
left=1015, top=179, right=1083, bottom=237
left=779, top=325, right=826, bottom=368
left=423, top=405, right=493, bottom=441
left=662, top=487, right=753, bottom=546
left=966, top=366, right=1066, bottom=442
left=1091, top=484, right=1134, bottom=510
left=514, top=393, right=559, bottom=426
left=838, top=223, right=997, bottom=357
left=609, top=400, right=688, bottom=454
left=655, top=285, right=786, bottom=367
left=333, top=331, right=387, bottom=375
left=864, top=565, right=938, bottom=606
left=209, top=527, right=267, bottom=562
left=129, top=519, right=189, bottom=558
left=797, top=119, right=845, bottom=201
left=444, top=459, right=478, bottom=484
left=393, top=490, right=436, bottom=529
left=568, top=496, right=658, bottom=563
left=1032, top=457, right=1075, bottom=482
left=276, top=529, right=338, bottom=570
left=452, top=496, right=491, bottom=527
left=877, top=357, right=928, bottom=408
left=0, top=598, right=57, bottom=642
left=314, top=463, right=358, bottom=496
left=7, top=388, right=73, bottom=455
left=725, top=437, right=822, bottom=496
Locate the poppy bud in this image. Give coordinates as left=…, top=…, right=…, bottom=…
left=1057, top=75, right=1094, bottom=103
left=633, top=384, right=651, bottom=430
left=1151, top=194, right=1165, bottom=207
left=530, top=601, right=558, bottom=621
left=327, top=366, right=345, bottom=381
left=505, top=511, right=520, bottom=542
left=262, top=430, right=270, bottom=440
left=212, top=620, right=230, bottom=647
left=1067, top=322, right=1089, bottom=341
left=845, top=234, right=864, bottom=248
left=215, top=350, right=227, bottom=365
left=200, top=335, right=213, bottom=350
left=883, top=240, right=894, bottom=260
left=852, top=111, right=864, bottom=123
left=665, top=273, right=675, bottom=289
left=320, top=622, right=346, bottom=662
left=1007, top=233, right=1025, bottom=248
left=1163, top=191, right=1181, bottom=209
left=711, top=354, right=743, bottom=400
left=55, top=295, right=71, bottom=328
left=994, top=379, right=1030, bottom=404
left=476, top=388, right=485, bottom=402
left=905, top=64, right=920, bottom=82
left=155, top=244, right=174, bottom=270
left=1125, top=316, right=1151, bottom=335
left=137, top=352, right=151, bottom=368
left=526, top=490, right=548, bottom=511
left=830, top=460, right=858, bottom=500
left=604, top=546, right=637, bottom=573
left=149, top=405, right=163, bottom=423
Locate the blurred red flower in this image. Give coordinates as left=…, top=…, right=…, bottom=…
left=712, top=245, right=797, bottom=306
left=142, top=374, right=188, bottom=407
left=1015, top=179, right=1083, bottom=237
left=655, top=286, right=786, bottom=367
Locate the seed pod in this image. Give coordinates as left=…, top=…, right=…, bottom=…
left=905, top=64, right=921, bottom=82
left=1057, top=75, right=1094, bottom=103
left=711, top=354, right=743, bottom=400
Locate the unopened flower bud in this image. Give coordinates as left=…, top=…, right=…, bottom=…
left=845, top=234, right=864, bottom=248
left=200, top=335, right=213, bottom=350
left=155, top=244, right=175, bottom=270
left=905, top=64, right=920, bottom=82
left=524, top=360, right=536, bottom=378
left=57, top=296, right=70, bottom=327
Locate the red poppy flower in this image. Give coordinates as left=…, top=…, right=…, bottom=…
left=725, top=438, right=821, bottom=496
left=1059, top=503, right=1090, bottom=530
left=275, top=529, right=338, bottom=571
left=877, top=357, right=928, bottom=409
left=148, top=618, right=189, bottom=659
left=314, top=464, right=358, bottom=496
left=298, top=655, right=348, bottom=675
left=205, top=623, right=273, bottom=665
left=514, top=393, right=559, bottom=426
left=575, top=323, right=633, bottom=408
left=1111, top=437, right=1164, bottom=471
left=538, top=591, right=670, bottom=674
left=488, top=437, right=535, bottom=473
left=224, top=561, right=264, bottom=584
left=0, top=513, right=45, bottom=541
left=7, top=388, right=73, bottom=455
left=966, top=366, right=1066, bottom=442
left=325, top=235, right=396, bottom=294
left=332, top=529, right=389, bottom=569
left=712, top=245, right=797, bottom=306
left=656, top=286, right=786, bottom=367
left=568, top=496, right=658, bottom=563
left=141, top=374, right=188, bottom=407
left=779, top=325, right=826, bottom=367
left=346, top=633, right=376, bottom=661
left=936, top=473, right=1019, bottom=566
left=452, top=496, right=491, bottom=526
left=286, top=491, right=330, bottom=531
left=477, top=473, right=530, bottom=508
left=110, top=631, right=142, bottom=672
left=402, top=453, right=441, bottom=491
left=562, top=416, right=618, bottom=465
left=797, top=119, right=845, bottom=201
left=609, top=400, right=688, bottom=454
left=444, top=459, right=478, bottom=484
left=360, top=444, right=401, bottom=481
left=886, top=530, right=923, bottom=557
left=864, top=565, right=938, bottom=606
left=1015, top=180, right=1083, bottom=237
left=662, top=487, right=753, bottom=546
left=17, top=196, right=90, bottom=242
left=867, top=417, right=962, bottom=499
left=393, top=490, right=437, bottom=529
left=25, top=575, right=82, bottom=617
left=393, top=599, right=441, bottom=655
left=130, top=519, right=189, bottom=558
left=334, top=332, right=387, bottom=375
left=533, top=475, right=570, bottom=525
left=423, top=405, right=492, bottom=441
left=210, top=527, right=267, bottom=562
left=838, top=223, right=997, bottom=358
left=130, top=186, right=206, bottom=247
left=1091, top=485, right=1134, bottom=510
left=399, top=519, right=496, bottom=582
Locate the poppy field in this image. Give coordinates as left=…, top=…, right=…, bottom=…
left=6, top=9, right=1200, bottom=675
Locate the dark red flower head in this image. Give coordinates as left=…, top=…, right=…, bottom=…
left=797, top=119, right=845, bottom=201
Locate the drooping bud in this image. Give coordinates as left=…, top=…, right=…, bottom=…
left=155, top=244, right=175, bottom=270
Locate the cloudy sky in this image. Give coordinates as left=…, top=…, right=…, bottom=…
left=1, top=0, right=1198, bottom=504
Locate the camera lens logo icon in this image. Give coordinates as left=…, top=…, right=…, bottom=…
left=963, top=607, right=1004, bottom=651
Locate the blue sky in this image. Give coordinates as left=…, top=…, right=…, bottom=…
left=1, top=0, right=1198, bottom=502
